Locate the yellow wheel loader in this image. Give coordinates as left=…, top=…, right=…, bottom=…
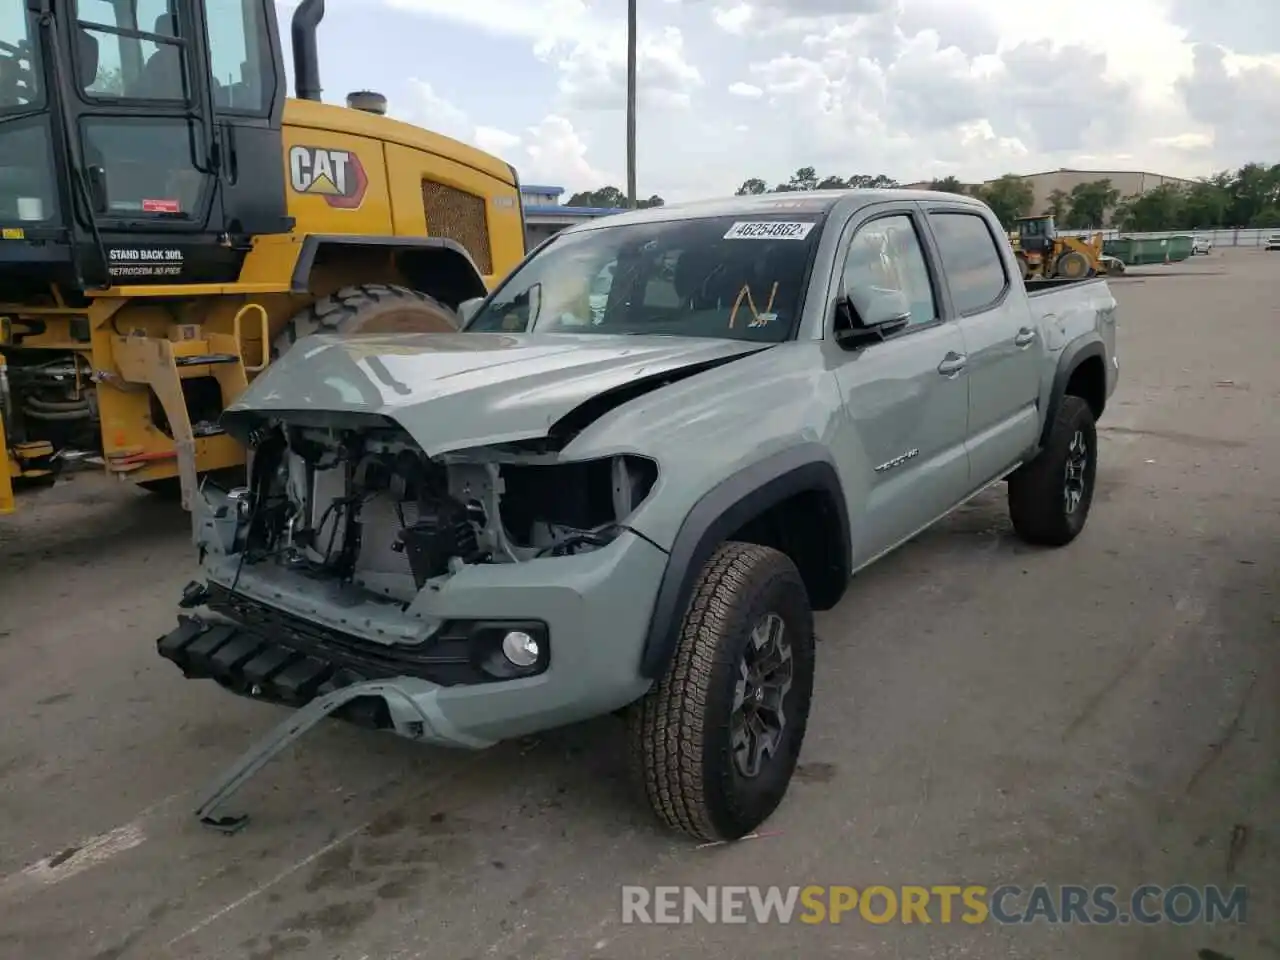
left=1009, top=215, right=1117, bottom=282
left=0, top=0, right=527, bottom=515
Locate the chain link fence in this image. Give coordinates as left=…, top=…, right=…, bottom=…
left=1055, top=227, right=1278, bottom=247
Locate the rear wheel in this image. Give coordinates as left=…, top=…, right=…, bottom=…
left=1008, top=395, right=1098, bottom=546
left=271, top=283, right=460, bottom=359
left=627, top=542, right=816, bottom=842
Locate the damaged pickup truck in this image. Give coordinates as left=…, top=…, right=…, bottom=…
left=158, top=189, right=1119, bottom=842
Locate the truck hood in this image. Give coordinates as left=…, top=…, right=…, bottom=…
left=223, top=331, right=772, bottom=454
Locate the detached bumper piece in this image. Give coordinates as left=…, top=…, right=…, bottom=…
left=157, top=615, right=393, bottom=727
left=158, top=592, right=548, bottom=719
left=156, top=604, right=549, bottom=833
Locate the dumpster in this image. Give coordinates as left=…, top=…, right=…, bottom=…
left=1166, top=235, right=1193, bottom=262
left=1104, top=236, right=1193, bottom=266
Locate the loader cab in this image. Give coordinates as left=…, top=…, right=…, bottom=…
left=1014, top=215, right=1056, bottom=255
left=0, top=0, right=292, bottom=294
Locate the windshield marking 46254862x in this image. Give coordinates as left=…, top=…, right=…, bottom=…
left=723, top=221, right=817, bottom=241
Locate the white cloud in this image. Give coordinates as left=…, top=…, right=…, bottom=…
left=474, top=125, right=522, bottom=156
left=712, top=3, right=753, bottom=33
left=398, top=80, right=472, bottom=142
left=366, top=0, right=1280, bottom=201
left=551, top=26, right=702, bottom=110
left=393, top=82, right=609, bottom=189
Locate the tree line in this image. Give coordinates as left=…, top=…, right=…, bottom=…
left=565, top=186, right=665, bottom=209
left=927, top=164, right=1280, bottom=231
left=567, top=161, right=1280, bottom=231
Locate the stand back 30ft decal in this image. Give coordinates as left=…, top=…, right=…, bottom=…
left=289, top=146, right=369, bottom=209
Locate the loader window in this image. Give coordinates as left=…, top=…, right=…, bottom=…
left=0, top=117, right=59, bottom=223
left=0, top=4, right=41, bottom=111
left=82, top=116, right=204, bottom=217
left=205, top=0, right=273, bottom=113
left=76, top=0, right=189, bottom=102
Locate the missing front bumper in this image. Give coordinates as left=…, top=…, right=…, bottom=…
left=156, top=615, right=500, bottom=830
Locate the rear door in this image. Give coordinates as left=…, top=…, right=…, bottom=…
left=826, top=206, right=972, bottom=564
left=923, top=205, right=1042, bottom=485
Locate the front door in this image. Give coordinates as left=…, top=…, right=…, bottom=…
left=70, top=2, right=217, bottom=232
left=828, top=210, right=972, bottom=564
left=925, top=209, right=1042, bottom=484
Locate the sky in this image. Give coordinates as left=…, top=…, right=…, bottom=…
left=278, top=0, right=1280, bottom=202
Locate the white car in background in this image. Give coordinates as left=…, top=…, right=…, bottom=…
left=1192, top=236, right=1213, bottom=255
left=1265, top=235, right=1280, bottom=251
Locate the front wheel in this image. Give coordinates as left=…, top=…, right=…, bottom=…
left=1008, top=395, right=1098, bottom=546
left=627, top=542, right=815, bottom=842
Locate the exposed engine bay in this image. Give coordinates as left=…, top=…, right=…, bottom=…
left=210, top=420, right=659, bottom=607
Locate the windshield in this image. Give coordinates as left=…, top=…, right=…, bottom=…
left=0, top=2, right=41, bottom=112
left=466, top=214, right=825, bottom=343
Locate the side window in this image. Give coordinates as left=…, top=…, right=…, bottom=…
left=838, top=214, right=937, bottom=329
left=928, top=212, right=1009, bottom=314
left=205, top=0, right=273, bottom=113
left=77, top=0, right=188, bottom=102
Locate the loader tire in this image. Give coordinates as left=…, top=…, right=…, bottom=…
left=271, top=283, right=459, bottom=360
left=1055, top=250, right=1091, bottom=280
left=627, top=542, right=815, bottom=842
left=1016, top=252, right=1030, bottom=281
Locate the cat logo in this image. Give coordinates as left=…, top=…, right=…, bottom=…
left=288, top=145, right=368, bottom=209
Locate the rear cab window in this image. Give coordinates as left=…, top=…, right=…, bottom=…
left=466, top=213, right=827, bottom=343
left=927, top=210, right=1010, bottom=314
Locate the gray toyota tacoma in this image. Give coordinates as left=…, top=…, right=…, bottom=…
left=158, top=189, right=1118, bottom=841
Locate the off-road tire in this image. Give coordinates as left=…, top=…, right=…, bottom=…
left=627, top=542, right=816, bottom=842
left=1008, top=394, right=1098, bottom=546
left=271, top=283, right=459, bottom=360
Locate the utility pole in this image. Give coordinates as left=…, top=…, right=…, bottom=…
left=626, top=0, right=637, bottom=208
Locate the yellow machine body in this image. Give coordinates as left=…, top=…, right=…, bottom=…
left=0, top=99, right=527, bottom=512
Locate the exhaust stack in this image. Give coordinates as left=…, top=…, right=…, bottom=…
left=291, top=0, right=325, bottom=102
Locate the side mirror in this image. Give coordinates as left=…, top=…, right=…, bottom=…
left=457, top=297, right=485, bottom=324
left=835, top=286, right=911, bottom=348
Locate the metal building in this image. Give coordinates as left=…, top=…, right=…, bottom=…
left=520, top=185, right=627, bottom=248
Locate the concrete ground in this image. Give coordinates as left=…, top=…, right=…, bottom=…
left=0, top=249, right=1276, bottom=960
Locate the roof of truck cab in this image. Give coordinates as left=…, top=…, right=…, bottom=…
left=557, top=188, right=985, bottom=234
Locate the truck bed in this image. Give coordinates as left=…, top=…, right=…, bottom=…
left=1024, top=275, right=1109, bottom=296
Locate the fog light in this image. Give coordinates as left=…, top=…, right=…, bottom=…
left=501, top=630, right=540, bottom=667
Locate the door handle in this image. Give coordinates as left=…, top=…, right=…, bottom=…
left=937, top=352, right=967, bottom=376
left=1014, top=328, right=1037, bottom=347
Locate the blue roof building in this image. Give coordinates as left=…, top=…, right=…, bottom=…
left=520, top=185, right=627, bottom=247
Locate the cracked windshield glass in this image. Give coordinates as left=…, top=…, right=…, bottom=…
left=466, top=214, right=825, bottom=342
